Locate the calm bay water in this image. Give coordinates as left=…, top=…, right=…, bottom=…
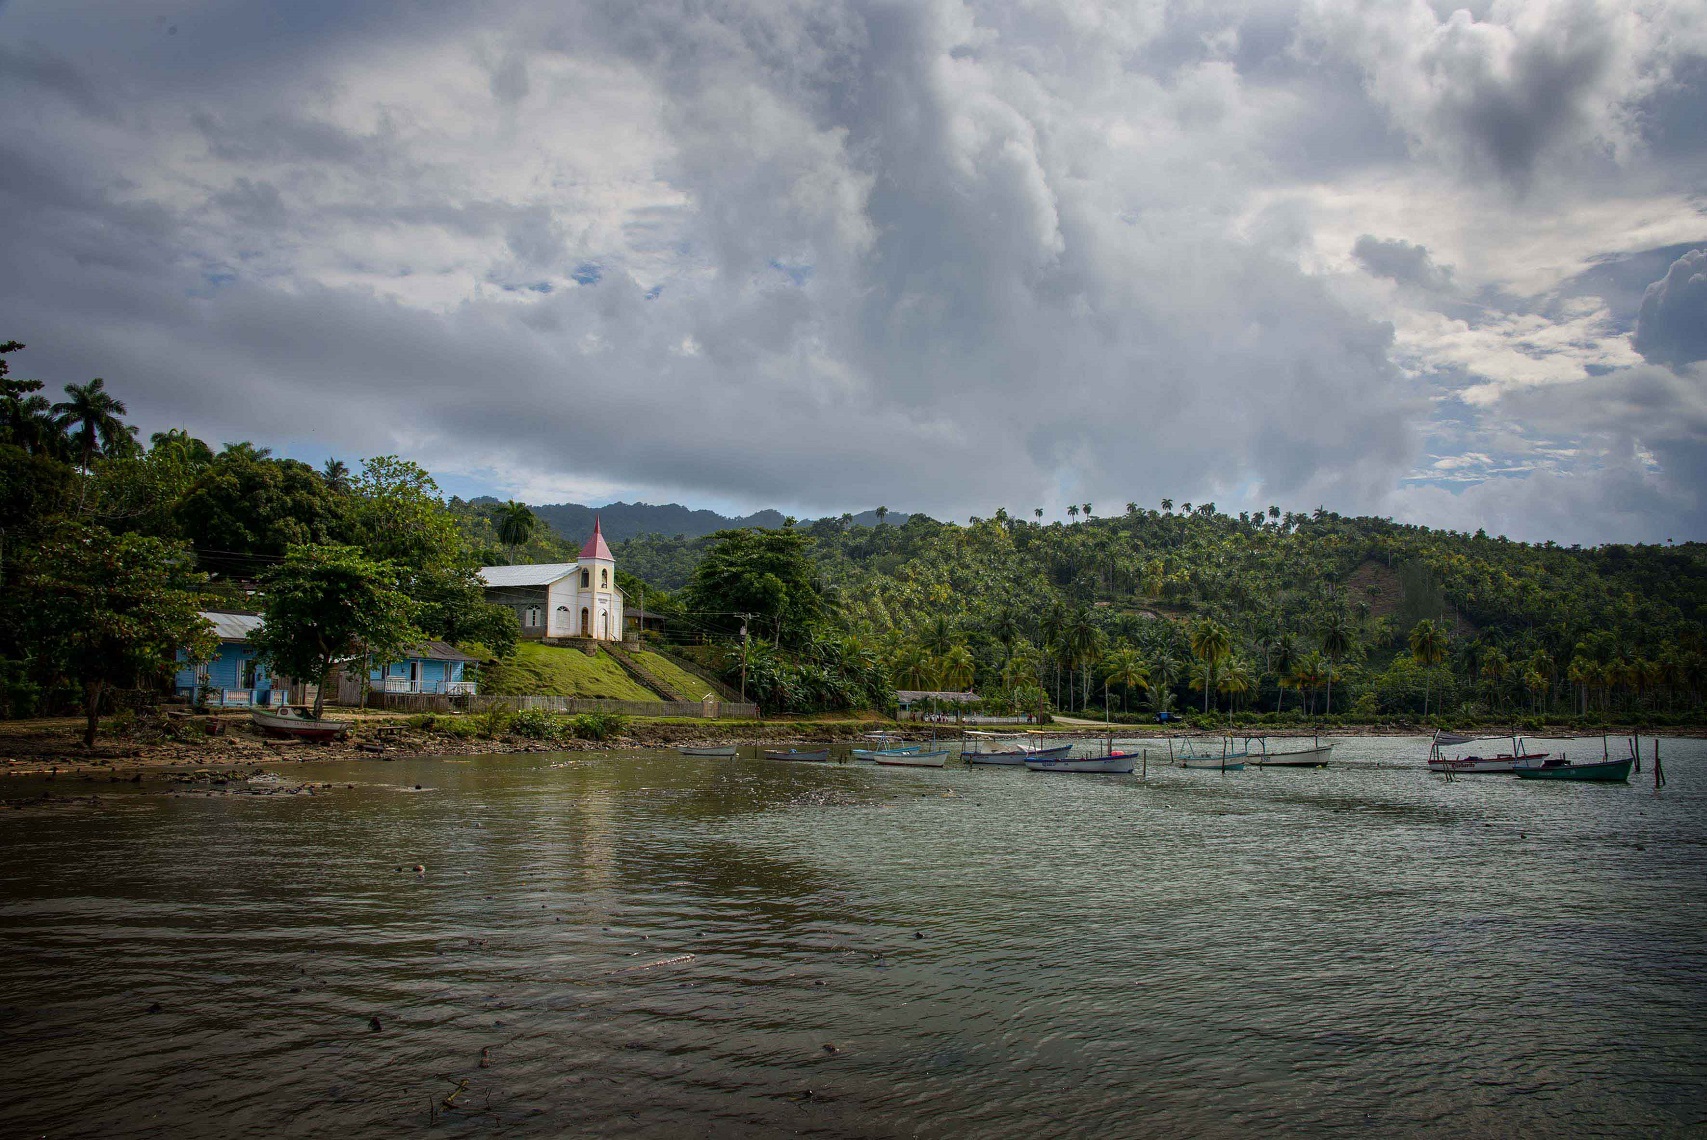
left=1, top=736, right=1703, bottom=1137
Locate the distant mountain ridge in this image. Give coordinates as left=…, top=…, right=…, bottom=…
left=466, top=499, right=909, bottom=543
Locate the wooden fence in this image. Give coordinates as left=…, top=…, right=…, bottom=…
left=364, top=692, right=759, bottom=718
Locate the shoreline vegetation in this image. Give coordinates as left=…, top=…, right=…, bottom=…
left=4, top=340, right=1704, bottom=751
left=2, top=710, right=1699, bottom=777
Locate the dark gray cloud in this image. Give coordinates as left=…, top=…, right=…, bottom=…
left=1633, top=248, right=1707, bottom=366
left=1353, top=235, right=1453, bottom=290
left=0, top=0, right=1702, bottom=540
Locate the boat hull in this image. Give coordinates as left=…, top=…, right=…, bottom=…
left=1024, top=754, right=1137, bottom=774
left=965, top=751, right=1029, bottom=765
left=678, top=745, right=737, bottom=757
left=1426, top=752, right=1547, bottom=774
left=1177, top=758, right=1246, bottom=770
left=250, top=710, right=349, bottom=740
left=763, top=749, right=831, bottom=762
left=1253, top=745, right=1335, bottom=767
left=851, top=747, right=922, bottom=760
left=1514, top=757, right=1633, bottom=782
left=873, top=750, right=949, bottom=768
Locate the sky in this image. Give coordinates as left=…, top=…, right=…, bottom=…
left=2, top=0, right=1705, bottom=545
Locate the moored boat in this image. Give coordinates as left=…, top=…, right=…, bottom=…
left=1426, top=731, right=1547, bottom=774
left=1173, top=737, right=1248, bottom=770
left=965, top=749, right=1030, bottom=766
left=872, top=750, right=950, bottom=768
left=1513, top=755, right=1633, bottom=782
left=1251, top=738, right=1336, bottom=767
left=762, top=748, right=831, bottom=762
left=1024, top=752, right=1138, bottom=774
left=851, top=746, right=922, bottom=760
left=251, top=708, right=350, bottom=741
left=678, top=745, right=738, bottom=757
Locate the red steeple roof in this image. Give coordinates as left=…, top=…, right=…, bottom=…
left=579, top=514, right=613, bottom=561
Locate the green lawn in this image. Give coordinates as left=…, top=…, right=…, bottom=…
left=631, top=650, right=721, bottom=701
left=481, top=642, right=659, bottom=700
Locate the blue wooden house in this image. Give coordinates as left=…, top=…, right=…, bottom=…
left=174, top=611, right=285, bottom=707
left=178, top=613, right=479, bottom=708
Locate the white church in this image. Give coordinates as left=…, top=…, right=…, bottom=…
left=478, top=517, right=626, bottom=641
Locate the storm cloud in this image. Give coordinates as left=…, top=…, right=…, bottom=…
left=1, top=0, right=1704, bottom=542
left=1633, top=248, right=1707, bottom=366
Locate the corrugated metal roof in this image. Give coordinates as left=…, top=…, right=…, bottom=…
left=478, top=563, right=579, bottom=587
left=201, top=611, right=262, bottom=641
left=417, top=640, right=479, bottom=663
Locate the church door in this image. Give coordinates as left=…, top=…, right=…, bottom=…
left=580, top=608, right=590, bottom=637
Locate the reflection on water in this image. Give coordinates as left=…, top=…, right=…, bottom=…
left=1, top=737, right=1703, bottom=1136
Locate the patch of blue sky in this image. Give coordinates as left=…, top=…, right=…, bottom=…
left=770, top=259, right=812, bottom=286
left=571, top=262, right=602, bottom=286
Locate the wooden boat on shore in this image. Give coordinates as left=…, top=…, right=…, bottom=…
left=678, top=745, right=738, bottom=757
left=1024, top=752, right=1138, bottom=774
left=1513, top=755, right=1633, bottom=782
left=251, top=708, right=350, bottom=741
left=762, top=748, right=831, bottom=762
left=873, top=750, right=950, bottom=768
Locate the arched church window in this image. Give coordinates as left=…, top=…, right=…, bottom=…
left=580, top=569, right=589, bottom=588
left=601, top=568, right=609, bottom=587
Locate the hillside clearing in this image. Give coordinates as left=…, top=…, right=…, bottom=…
left=481, top=642, right=658, bottom=700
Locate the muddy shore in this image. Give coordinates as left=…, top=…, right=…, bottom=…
left=0, top=713, right=1693, bottom=777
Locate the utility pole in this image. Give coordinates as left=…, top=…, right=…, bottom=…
left=739, top=614, right=750, bottom=702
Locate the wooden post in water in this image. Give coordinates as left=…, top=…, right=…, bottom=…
left=1142, top=748, right=1147, bottom=781
left=1654, top=738, right=1665, bottom=789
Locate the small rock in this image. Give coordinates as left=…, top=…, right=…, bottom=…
left=914, top=932, right=925, bottom=939
left=369, top=1016, right=382, bottom=1032
left=147, top=1002, right=163, bottom=1014
left=822, top=1043, right=840, bottom=1054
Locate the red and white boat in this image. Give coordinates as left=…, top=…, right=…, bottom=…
left=1426, top=731, right=1549, bottom=774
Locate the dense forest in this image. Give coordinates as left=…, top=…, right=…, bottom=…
left=3, top=336, right=1703, bottom=730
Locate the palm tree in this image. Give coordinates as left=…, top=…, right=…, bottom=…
left=919, top=614, right=958, bottom=657
left=875, top=505, right=888, bottom=526
left=52, top=377, right=135, bottom=474
left=1479, top=649, right=1510, bottom=711
left=1160, top=499, right=1173, bottom=513
left=1082, top=502, right=1092, bottom=519
left=1063, top=610, right=1102, bottom=710
left=1067, top=505, right=1079, bottom=523
left=939, top=645, right=976, bottom=691
left=1034, top=507, right=1044, bottom=521
left=1268, top=632, right=1298, bottom=712
left=494, top=500, right=537, bottom=562
left=321, top=458, right=351, bottom=493
left=1318, top=612, right=1353, bottom=715
left=1189, top=618, right=1232, bottom=713
left=1102, top=649, right=1149, bottom=713
left=1408, top=619, right=1449, bottom=717
left=1218, top=657, right=1253, bottom=712
left=891, top=643, right=934, bottom=690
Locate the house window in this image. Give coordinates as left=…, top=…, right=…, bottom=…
left=580, top=569, right=589, bottom=588
left=525, top=605, right=541, bottom=627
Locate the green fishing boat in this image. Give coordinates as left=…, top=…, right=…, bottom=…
left=1513, top=756, right=1633, bottom=782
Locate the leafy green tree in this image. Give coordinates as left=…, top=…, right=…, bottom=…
left=8, top=524, right=214, bottom=744
left=250, top=544, right=422, bottom=720
left=178, top=450, right=351, bottom=572
left=939, top=644, right=976, bottom=691
left=682, top=528, right=826, bottom=648
left=1102, top=648, right=1148, bottom=712
left=321, top=458, right=351, bottom=493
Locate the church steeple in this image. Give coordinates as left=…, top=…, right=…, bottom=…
left=579, top=514, right=613, bottom=561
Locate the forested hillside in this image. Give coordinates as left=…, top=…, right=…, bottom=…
left=619, top=505, right=1707, bottom=724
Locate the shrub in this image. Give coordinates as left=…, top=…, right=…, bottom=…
left=476, top=708, right=514, bottom=739
left=570, top=712, right=626, bottom=740
left=510, top=708, right=565, bottom=740
left=405, top=713, right=439, bottom=731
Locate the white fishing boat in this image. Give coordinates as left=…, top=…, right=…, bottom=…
left=251, top=707, right=350, bottom=741
left=1024, top=751, right=1137, bottom=774
left=678, top=745, right=737, bottom=757
left=763, top=748, right=832, bottom=762
left=962, top=730, right=1069, bottom=765
left=1426, top=731, right=1548, bottom=774
left=1251, top=737, right=1337, bottom=767
left=850, top=746, right=921, bottom=760
left=1172, top=737, right=1247, bottom=770
left=872, top=750, right=950, bottom=768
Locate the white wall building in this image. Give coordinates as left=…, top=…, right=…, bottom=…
left=478, top=517, right=626, bottom=641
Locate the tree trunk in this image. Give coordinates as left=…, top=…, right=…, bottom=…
left=82, top=680, right=104, bottom=747
left=1325, top=662, right=1333, bottom=716
left=312, top=669, right=328, bottom=720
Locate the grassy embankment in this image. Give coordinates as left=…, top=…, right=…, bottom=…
left=628, top=650, right=722, bottom=701
left=479, top=642, right=656, bottom=701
